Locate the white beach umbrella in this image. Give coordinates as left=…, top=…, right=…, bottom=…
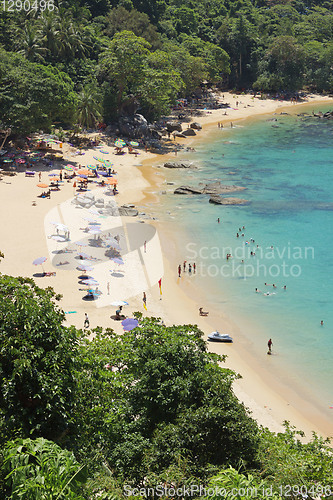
left=110, top=300, right=129, bottom=306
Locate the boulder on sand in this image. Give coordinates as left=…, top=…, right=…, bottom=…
left=166, top=121, right=182, bottom=132
left=190, top=122, right=202, bottom=130
left=183, top=128, right=196, bottom=136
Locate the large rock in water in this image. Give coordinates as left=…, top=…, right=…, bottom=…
left=173, top=182, right=246, bottom=195
left=174, top=186, right=203, bottom=194
left=118, top=114, right=149, bottom=138
left=209, top=195, right=250, bottom=205
left=166, top=121, right=182, bottom=132
left=164, top=161, right=193, bottom=169
left=201, top=182, right=247, bottom=194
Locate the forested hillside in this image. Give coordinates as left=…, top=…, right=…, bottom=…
left=1, top=0, right=332, bottom=132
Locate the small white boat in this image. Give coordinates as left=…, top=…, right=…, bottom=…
left=208, top=331, right=233, bottom=343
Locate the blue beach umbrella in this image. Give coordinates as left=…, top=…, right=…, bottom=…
left=122, top=318, right=139, bottom=331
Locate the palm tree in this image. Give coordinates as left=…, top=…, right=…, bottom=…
left=38, top=12, right=59, bottom=60
left=56, top=19, right=91, bottom=60
left=77, top=88, right=102, bottom=129
left=16, top=24, right=46, bottom=63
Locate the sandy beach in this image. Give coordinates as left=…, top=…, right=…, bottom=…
left=1, top=91, right=333, bottom=440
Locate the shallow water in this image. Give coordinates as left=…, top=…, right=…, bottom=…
left=155, top=105, right=333, bottom=413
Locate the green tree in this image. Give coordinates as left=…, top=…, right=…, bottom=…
left=257, top=423, right=333, bottom=491
left=180, top=35, right=230, bottom=83
left=105, top=6, right=161, bottom=49
left=73, top=318, right=259, bottom=483
left=0, top=275, right=79, bottom=442
left=77, top=86, right=102, bottom=128
left=0, top=50, right=77, bottom=133
left=2, top=438, right=87, bottom=499
left=99, top=30, right=150, bottom=113
left=15, top=23, right=46, bottom=63
left=139, top=50, right=183, bottom=118
left=267, top=35, right=305, bottom=90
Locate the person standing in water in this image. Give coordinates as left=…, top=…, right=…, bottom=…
left=267, top=338, right=273, bottom=353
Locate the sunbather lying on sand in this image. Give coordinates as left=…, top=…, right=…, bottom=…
left=199, top=307, right=209, bottom=316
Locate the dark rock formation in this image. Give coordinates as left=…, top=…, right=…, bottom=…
left=118, top=114, right=149, bottom=138
left=173, top=131, right=186, bottom=138
left=200, top=182, right=246, bottom=194
left=183, top=128, right=196, bottom=136
left=118, top=206, right=139, bottom=216
left=164, top=161, right=194, bottom=169
left=166, top=121, right=182, bottom=132
left=174, top=186, right=203, bottom=195
left=190, top=122, right=202, bottom=130
left=173, top=181, right=246, bottom=195
left=209, top=196, right=250, bottom=205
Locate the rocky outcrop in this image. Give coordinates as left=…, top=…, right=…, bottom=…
left=118, top=206, right=139, bottom=216
left=209, top=196, right=250, bottom=205
left=183, top=128, right=196, bottom=136
left=312, top=111, right=333, bottom=119
left=174, top=186, right=203, bottom=195
left=164, top=161, right=194, bottom=169
left=166, top=121, right=182, bottom=132
left=173, top=131, right=186, bottom=138
left=201, top=182, right=246, bottom=194
left=174, top=181, right=246, bottom=195
left=118, top=114, right=149, bottom=138
left=190, top=122, right=202, bottom=130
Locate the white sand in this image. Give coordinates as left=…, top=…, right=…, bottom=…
left=1, top=92, right=333, bottom=438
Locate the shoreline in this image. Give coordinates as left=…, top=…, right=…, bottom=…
left=136, top=92, right=333, bottom=438
left=1, top=92, right=333, bottom=439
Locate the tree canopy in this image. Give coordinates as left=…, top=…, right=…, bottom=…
left=0, top=274, right=332, bottom=497
left=1, top=0, right=332, bottom=133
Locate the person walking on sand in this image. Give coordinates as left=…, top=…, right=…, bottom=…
left=267, top=338, right=273, bottom=353
left=183, top=261, right=186, bottom=272
left=143, top=292, right=147, bottom=306
left=178, top=264, right=181, bottom=277
left=193, top=263, right=196, bottom=273
left=39, top=172, right=42, bottom=182
left=144, top=240, right=146, bottom=253
left=107, top=282, right=110, bottom=295
left=84, top=312, right=89, bottom=328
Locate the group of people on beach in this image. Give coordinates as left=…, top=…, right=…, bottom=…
left=178, top=261, right=196, bottom=277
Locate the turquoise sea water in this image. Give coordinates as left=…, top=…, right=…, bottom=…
left=154, top=105, right=333, bottom=414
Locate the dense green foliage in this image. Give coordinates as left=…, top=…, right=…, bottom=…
left=0, top=274, right=333, bottom=498
left=3, top=438, right=87, bottom=499
left=1, top=0, right=333, bottom=133
left=0, top=276, right=78, bottom=441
